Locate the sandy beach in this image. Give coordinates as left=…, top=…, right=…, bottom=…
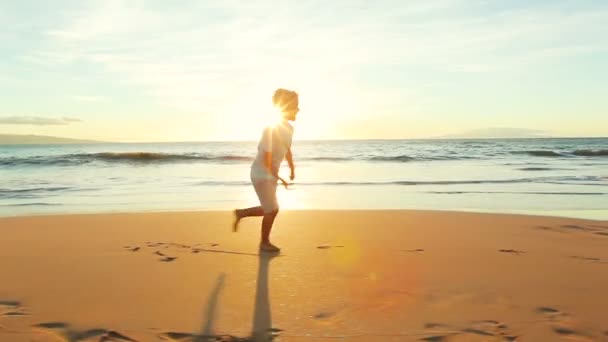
left=0, top=210, right=607, bottom=341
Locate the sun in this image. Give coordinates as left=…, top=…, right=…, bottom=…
left=271, top=105, right=289, bottom=124
left=219, top=96, right=280, bottom=141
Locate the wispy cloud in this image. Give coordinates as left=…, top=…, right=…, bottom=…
left=2, top=0, right=607, bottom=139
left=30, top=0, right=607, bottom=112
left=0, top=116, right=81, bottom=126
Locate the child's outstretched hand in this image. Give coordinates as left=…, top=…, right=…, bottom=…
left=279, top=177, right=289, bottom=189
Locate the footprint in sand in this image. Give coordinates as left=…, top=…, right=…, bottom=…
left=424, top=323, right=451, bottom=330
left=569, top=255, right=604, bottom=263
left=316, top=245, right=344, bottom=249
left=191, top=243, right=219, bottom=252
left=590, top=224, right=608, bottom=229
left=34, top=322, right=137, bottom=341
left=0, top=301, right=28, bottom=332
left=143, top=242, right=219, bottom=251
left=537, top=306, right=568, bottom=321
left=420, top=336, right=448, bottom=341
left=537, top=224, right=608, bottom=238
left=420, top=322, right=457, bottom=341
left=499, top=249, right=525, bottom=255
left=146, top=242, right=166, bottom=248
left=420, top=320, right=517, bottom=341
left=462, top=320, right=517, bottom=341
left=153, top=250, right=178, bottom=262
left=312, top=311, right=334, bottom=319
left=160, top=256, right=178, bottom=262
left=311, top=308, right=338, bottom=320
left=126, top=242, right=226, bottom=261
left=159, top=329, right=282, bottom=341
left=561, top=224, right=598, bottom=232
left=0, top=300, right=28, bottom=317
left=536, top=307, right=595, bottom=341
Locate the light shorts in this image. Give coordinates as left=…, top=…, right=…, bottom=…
left=252, top=179, right=279, bottom=213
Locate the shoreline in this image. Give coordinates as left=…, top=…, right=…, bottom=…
left=2, top=207, right=606, bottom=222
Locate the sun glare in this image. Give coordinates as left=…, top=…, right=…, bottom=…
left=220, top=94, right=278, bottom=140
left=269, top=105, right=285, bottom=126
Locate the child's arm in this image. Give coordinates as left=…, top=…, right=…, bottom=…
left=286, top=148, right=295, bottom=180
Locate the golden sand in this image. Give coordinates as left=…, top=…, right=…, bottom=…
left=0, top=210, right=607, bottom=341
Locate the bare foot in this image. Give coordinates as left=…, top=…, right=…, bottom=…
left=232, top=209, right=240, bottom=232
left=260, top=241, right=281, bottom=253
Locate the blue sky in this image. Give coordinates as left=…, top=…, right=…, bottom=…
left=1, top=0, right=607, bottom=141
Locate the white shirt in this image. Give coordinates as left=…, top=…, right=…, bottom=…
left=250, top=120, right=294, bottom=181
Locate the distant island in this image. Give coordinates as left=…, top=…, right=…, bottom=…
left=0, top=134, right=105, bottom=144
left=437, top=128, right=549, bottom=139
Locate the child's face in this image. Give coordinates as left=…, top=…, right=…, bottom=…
left=283, top=101, right=299, bottom=121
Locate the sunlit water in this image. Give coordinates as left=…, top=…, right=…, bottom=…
left=1, top=138, right=607, bottom=219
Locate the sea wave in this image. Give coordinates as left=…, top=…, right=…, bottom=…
left=367, top=154, right=473, bottom=161
left=308, top=157, right=352, bottom=161
left=87, top=152, right=254, bottom=162
left=0, top=152, right=254, bottom=166
left=2, top=202, right=61, bottom=206
left=0, top=152, right=455, bottom=166
left=190, top=176, right=606, bottom=187
left=512, top=149, right=608, bottom=158
left=429, top=191, right=606, bottom=195
left=0, top=186, right=76, bottom=199
left=94, top=152, right=207, bottom=161
left=368, top=155, right=416, bottom=162
left=517, top=167, right=576, bottom=171
left=572, top=149, right=608, bottom=157
left=2, top=146, right=608, bottom=167
left=517, top=167, right=554, bottom=171
left=512, top=150, right=564, bottom=157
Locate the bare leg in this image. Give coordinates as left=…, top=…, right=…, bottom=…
left=233, top=206, right=264, bottom=232
left=238, top=206, right=264, bottom=218
left=260, top=210, right=280, bottom=252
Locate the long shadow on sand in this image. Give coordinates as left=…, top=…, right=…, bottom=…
left=160, top=253, right=279, bottom=341
left=251, top=254, right=279, bottom=341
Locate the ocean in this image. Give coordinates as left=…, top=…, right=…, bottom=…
left=1, top=138, right=607, bottom=219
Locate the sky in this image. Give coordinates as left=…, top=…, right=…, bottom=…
left=1, top=0, right=607, bottom=142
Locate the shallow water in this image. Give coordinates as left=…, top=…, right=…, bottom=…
left=1, top=138, right=607, bottom=219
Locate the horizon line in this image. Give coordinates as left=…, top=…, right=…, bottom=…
left=2, top=133, right=607, bottom=145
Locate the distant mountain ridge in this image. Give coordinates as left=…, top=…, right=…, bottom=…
left=0, top=134, right=105, bottom=144
left=438, top=128, right=549, bottom=139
